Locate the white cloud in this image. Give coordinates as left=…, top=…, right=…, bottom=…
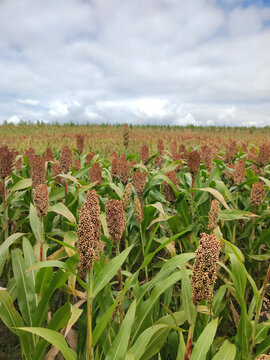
left=7, top=114, right=21, bottom=125
left=17, top=98, right=40, bottom=106
left=0, top=0, right=269, bottom=126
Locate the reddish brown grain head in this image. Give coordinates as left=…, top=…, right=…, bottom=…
left=123, top=123, right=130, bottom=149
left=25, top=148, right=36, bottom=165
left=191, top=233, right=220, bottom=305
left=132, top=169, right=147, bottom=197
left=140, top=145, right=149, bottom=164
left=187, top=150, right=201, bottom=177
left=225, top=140, right=237, bottom=163
left=33, top=184, right=49, bottom=217
left=86, top=152, right=96, bottom=165
left=258, top=143, right=270, bottom=168
left=76, top=134, right=85, bottom=154
left=74, top=158, right=81, bottom=171
left=162, top=171, right=178, bottom=203
left=208, top=199, right=220, bottom=231
left=105, top=199, right=125, bottom=244
left=0, top=145, right=13, bottom=179
left=111, top=152, right=118, bottom=180
left=89, top=163, right=102, bottom=185
left=43, top=148, right=54, bottom=162
left=134, top=195, right=143, bottom=224
left=201, top=145, right=213, bottom=173
left=118, top=155, right=130, bottom=185
left=52, top=162, right=64, bottom=184
left=250, top=182, right=265, bottom=208
left=30, top=154, right=46, bottom=188
left=60, top=146, right=73, bottom=174
left=233, top=159, right=246, bottom=185
left=157, top=139, right=164, bottom=154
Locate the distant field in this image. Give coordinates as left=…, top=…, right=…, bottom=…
left=0, top=123, right=269, bottom=155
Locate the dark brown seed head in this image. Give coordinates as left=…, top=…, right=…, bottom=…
left=233, top=159, right=246, bottom=185
left=52, top=161, right=64, bottom=184
left=191, top=233, right=220, bottom=305
left=60, top=146, right=73, bottom=174
left=0, top=145, right=13, bottom=179
left=123, top=123, right=130, bottom=149
left=74, top=158, right=81, bottom=171
left=121, top=182, right=133, bottom=210
left=157, top=139, right=164, bottom=154
left=76, top=134, right=84, bottom=154
left=201, top=145, right=213, bottom=173
left=132, top=170, right=147, bottom=197
left=162, top=171, right=178, bottom=203
left=225, top=140, right=237, bottom=163
left=250, top=182, right=265, bottom=208
left=179, top=144, right=187, bottom=158
left=187, top=150, right=201, bottom=177
left=140, top=145, right=149, bottom=164
left=89, top=163, right=102, bottom=185
left=208, top=200, right=220, bottom=231
left=86, top=152, right=96, bottom=165
left=258, top=143, right=270, bottom=168
left=33, top=184, right=49, bottom=217
left=134, top=195, right=143, bottom=224
left=106, top=199, right=125, bottom=244
left=30, top=154, right=46, bottom=188
left=118, top=155, right=130, bottom=185
left=25, top=148, right=36, bottom=165
left=43, top=148, right=54, bottom=162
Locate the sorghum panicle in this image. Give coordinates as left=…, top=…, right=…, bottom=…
left=256, top=355, right=270, bottom=360
left=191, top=233, right=220, bottom=305
left=187, top=150, right=201, bottom=177
left=123, top=123, right=130, bottom=149
left=258, top=143, right=270, bottom=168
left=162, top=171, right=178, bottom=203
left=250, top=182, right=265, bottom=208
left=52, top=162, right=64, bottom=184
left=208, top=199, right=220, bottom=231
left=76, top=134, right=84, bottom=154
left=0, top=145, right=13, bottom=179
left=86, top=152, right=96, bottom=165
left=30, top=155, right=46, bottom=188
left=132, top=169, right=147, bottom=197
left=233, top=159, right=246, bottom=185
left=225, top=140, right=237, bottom=163
left=201, top=145, right=213, bottom=173
left=121, top=182, right=133, bottom=210
left=105, top=199, right=125, bottom=244
left=89, top=163, right=102, bottom=185
left=118, top=155, right=130, bottom=185
left=43, top=148, right=54, bottom=162
left=157, top=139, right=164, bottom=154
left=134, top=195, right=143, bottom=224
left=60, top=146, right=73, bottom=174
left=74, top=158, right=81, bottom=171
left=33, top=183, right=49, bottom=217
left=140, top=145, right=149, bottom=164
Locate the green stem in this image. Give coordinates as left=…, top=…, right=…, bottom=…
left=250, top=265, right=270, bottom=355
left=86, top=268, right=94, bottom=360
left=140, top=224, right=148, bottom=283
left=3, top=178, right=8, bottom=240
left=116, top=245, right=124, bottom=324
left=184, top=306, right=198, bottom=360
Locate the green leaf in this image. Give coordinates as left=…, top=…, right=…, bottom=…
left=259, top=176, right=270, bottom=188
left=11, top=249, right=33, bottom=326
left=212, top=339, right=236, bottom=360
left=126, top=324, right=168, bottom=360
left=191, top=187, right=230, bottom=210
left=29, top=203, right=43, bottom=242
left=219, top=209, right=256, bottom=221
left=93, top=278, right=131, bottom=346
left=11, top=178, right=32, bottom=192
left=0, top=232, right=24, bottom=257
left=255, top=320, right=270, bottom=344
left=93, top=245, right=133, bottom=298
left=17, top=327, right=77, bottom=360
left=180, top=264, right=195, bottom=325
left=48, top=303, right=71, bottom=331
left=0, top=290, right=31, bottom=359
left=48, top=203, right=76, bottom=224
left=190, top=317, right=218, bottom=360
left=105, top=300, right=137, bottom=360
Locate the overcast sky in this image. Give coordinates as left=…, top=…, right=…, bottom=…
left=0, top=0, right=270, bottom=126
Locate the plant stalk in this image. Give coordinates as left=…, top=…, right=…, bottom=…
left=86, top=268, right=94, bottom=360
left=140, top=224, right=149, bottom=283
left=184, top=307, right=198, bottom=360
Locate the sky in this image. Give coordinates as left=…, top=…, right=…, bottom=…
left=0, top=0, right=270, bottom=127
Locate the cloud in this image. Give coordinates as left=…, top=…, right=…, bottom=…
left=7, top=114, right=21, bottom=125
left=0, top=0, right=269, bottom=126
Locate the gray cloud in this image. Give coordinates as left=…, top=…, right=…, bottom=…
left=0, top=0, right=269, bottom=126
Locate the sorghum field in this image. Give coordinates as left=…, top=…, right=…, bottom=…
left=0, top=124, right=269, bottom=360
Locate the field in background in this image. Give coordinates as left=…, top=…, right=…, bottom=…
left=0, top=123, right=269, bottom=155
